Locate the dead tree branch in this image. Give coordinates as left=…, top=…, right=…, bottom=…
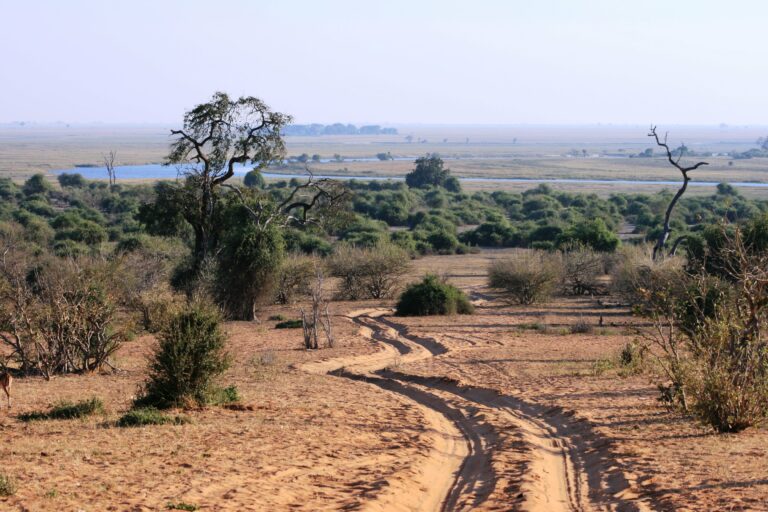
left=648, top=125, right=709, bottom=260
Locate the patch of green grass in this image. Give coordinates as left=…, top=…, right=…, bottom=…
left=592, top=357, right=615, bottom=376
left=275, top=319, right=303, bottom=329
left=116, top=407, right=190, bottom=428
left=0, top=472, right=17, bottom=496
left=18, top=397, right=104, bottom=422
left=166, top=502, right=199, bottom=511
left=268, top=314, right=285, bottom=321
left=209, top=385, right=240, bottom=405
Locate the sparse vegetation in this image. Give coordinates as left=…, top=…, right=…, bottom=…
left=166, top=502, right=199, bottom=511
left=0, top=472, right=17, bottom=497
left=569, top=318, right=594, bottom=334
left=116, top=407, right=190, bottom=428
left=18, top=397, right=105, bottom=422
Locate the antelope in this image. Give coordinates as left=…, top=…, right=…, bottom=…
left=0, top=371, right=11, bottom=408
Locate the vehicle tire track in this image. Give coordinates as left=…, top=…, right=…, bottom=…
left=297, top=309, right=653, bottom=511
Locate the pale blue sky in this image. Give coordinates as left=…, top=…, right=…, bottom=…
left=1, top=0, right=765, bottom=125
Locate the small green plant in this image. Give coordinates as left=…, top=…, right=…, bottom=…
left=396, top=274, right=474, bottom=316
left=166, top=502, right=199, bottom=511
left=44, top=488, right=58, bottom=499
left=209, top=385, right=240, bottom=405
left=0, top=472, right=17, bottom=496
left=18, top=397, right=105, bottom=422
left=116, top=407, right=190, bottom=428
left=592, top=358, right=615, bottom=376
left=268, top=314, right=285, bottom=321
left=275, top=319, right=303, bottom=329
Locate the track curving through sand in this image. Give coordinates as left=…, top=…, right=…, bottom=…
left=298, top=308, right=653, bottom=512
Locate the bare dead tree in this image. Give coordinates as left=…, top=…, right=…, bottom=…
left=103, top=150, right=117, bottom=188
left=648, top=126, right=709, bottom=260
left=301, top=268, right=334, bottom=350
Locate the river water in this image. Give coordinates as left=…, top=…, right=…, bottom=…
left=54, top=163, right=768, bottom=188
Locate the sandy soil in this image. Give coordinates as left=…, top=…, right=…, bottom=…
left=2, top=252, right=768, bottom=511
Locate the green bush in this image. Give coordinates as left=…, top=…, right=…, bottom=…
left=22, top=174, right=52, bottom=196
left=116, top=407, right=190, bottom=427
left=243, top=169, right=265, bottom=189
left=18, top=398, right=105, bottom=422
left=396, top=274, right=474, bottom=316
left=275, top=319, right=303, bottom=329
left=137, top=304, right=230, bottom=408
left=557, top=218, right=620, bottom=252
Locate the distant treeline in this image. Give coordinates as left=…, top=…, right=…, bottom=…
left=282, top=123, right=397, bottom=136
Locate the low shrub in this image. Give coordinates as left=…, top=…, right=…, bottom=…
left=275, top=255, right=316, bottom=304
left=0, top=472, right=17, bottom=496
left=592, top=358, right=615, bottom=376
left=136, top=303, right=230, bottom=409
left=116, top=407, right=190, bottom=427
left=18, top=397, right=105, bottom=422
left=328, top=242, right=410, bottom=300
left=617, top=341, right=647, bottom=376
left=569, top=318, right=594, bottom=334
left=560, top=246, right=604, bottom=295
left=396, top=274, right=474, bottom=316
left=275, top=319, right=303, bottom=329
left=209, top=385, right=240, bottom=405
left=488, top=251, right=562, bottom=305
left=611, top=245, right=686, bottom=309
left=167, top=502, right=199, bottom=511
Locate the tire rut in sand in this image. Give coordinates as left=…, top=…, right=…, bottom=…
left=298, top=310, right=653, bottom=511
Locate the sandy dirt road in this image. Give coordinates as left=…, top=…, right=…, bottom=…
left=299, top=308, right=656, bottom=511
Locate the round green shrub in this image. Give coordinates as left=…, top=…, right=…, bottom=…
left=395, top=274, right=474, bottom=316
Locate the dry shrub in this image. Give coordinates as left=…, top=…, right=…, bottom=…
left=560, top=246, right=604, bottom=295
left=116, top=243, right=186, bottom=332
left=327, top=242, right=410, bottom=300
left=611, top=244, right=686, bottom=310
left=569, top=317, right=594, bottom=334
left=636, top=229, right=768, bottom=432
left=488, top=250, right=563, bottom=305
left=0, top=243, right=127, bottom=378
left=275, top=254, right=316, bottom=304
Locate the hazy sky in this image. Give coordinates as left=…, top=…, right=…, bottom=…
left=1, top=0, right=766, bottom=125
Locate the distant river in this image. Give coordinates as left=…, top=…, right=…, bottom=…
left=54, top=163, right=768, bottom=188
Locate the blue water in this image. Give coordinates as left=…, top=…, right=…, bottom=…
left=54, top=163, right=768, bottom=188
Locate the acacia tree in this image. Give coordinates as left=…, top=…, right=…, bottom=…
left=157, top=93, right=348, bottom=318
left=166, top=92, right=291, bottom=272
left=648, top=126, right=709, bottom=260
